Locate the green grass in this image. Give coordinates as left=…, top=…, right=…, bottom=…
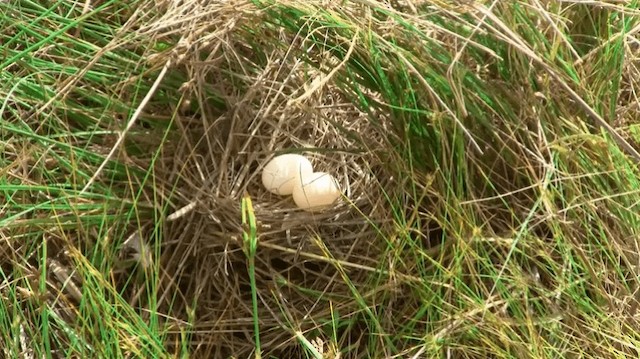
left=241, top=194, right=261, bottom=358
left=2, top=0, right=640, bottom=358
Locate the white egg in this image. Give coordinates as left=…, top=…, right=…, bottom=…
left=262, top=154, right=313, bottom=195
left=292, top=172, right=341, bottom=211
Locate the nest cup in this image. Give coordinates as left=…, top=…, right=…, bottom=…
left=140, top=37, right=396, bottom=357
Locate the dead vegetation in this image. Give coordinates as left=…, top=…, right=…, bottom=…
left=3, top=0, right=640, bottom=358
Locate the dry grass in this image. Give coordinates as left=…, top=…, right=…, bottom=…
left=3, top=0, right=640, bottom=358
left=145, top=78, right=394, bottom=357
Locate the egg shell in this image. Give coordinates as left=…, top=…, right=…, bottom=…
left=292, top=172, right=341, bottom=211
left=262, top=154, right=313, bottom=195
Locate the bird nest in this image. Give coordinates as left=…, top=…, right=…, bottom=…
left=126, top=26, right=403, bottom=356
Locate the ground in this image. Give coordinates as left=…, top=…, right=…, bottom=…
left=1, top=0, right=640, bottom=358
